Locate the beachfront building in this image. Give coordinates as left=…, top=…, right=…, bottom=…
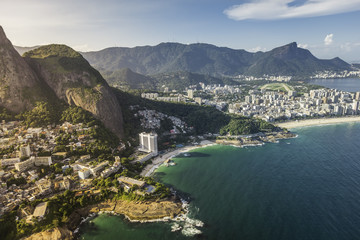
left=118, top=176, right=145, bottom=188
left=139, top=132, right=158, bottom=155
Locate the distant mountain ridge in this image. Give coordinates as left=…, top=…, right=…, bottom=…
left=103, top=68, right=238, bottom=91
left=82, top=42, right=351, bottom=77
left=14, top=45, right=40, bottom=56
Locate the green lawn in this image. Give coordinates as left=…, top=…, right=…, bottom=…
left=260, top=83, right=294, bottom=92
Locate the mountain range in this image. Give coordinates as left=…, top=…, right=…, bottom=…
left=103, top=68, right=238, bottom=91
left=0, top=26, right=124, bottom=138
left=81, top=42, right=351, bottom=78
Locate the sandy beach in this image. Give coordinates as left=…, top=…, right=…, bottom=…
left=275, top=116, right=360, bottom=129
left=140, top=140, right=214, bottom=177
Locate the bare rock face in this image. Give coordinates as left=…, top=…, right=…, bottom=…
left=0, top=26, right=44, bottom=112
left=66, top=85, right=124, bottom=138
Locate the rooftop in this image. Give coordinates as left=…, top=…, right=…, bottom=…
left=33, top=202, right=48, bottom=218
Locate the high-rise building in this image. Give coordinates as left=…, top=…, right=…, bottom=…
left=20, top=145, right=31, bottom=158
left=356, top=92, right=360, bottom=101
left=139, top=132, right=158, bottom=155
left=353, top=101, right=359, bottom=114
left=187, top=89, right=194, bottom=99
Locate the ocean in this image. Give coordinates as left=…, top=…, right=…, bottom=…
left=79, top=122, right=360, bottom=240
left=309, top=78, right=360, bottom=92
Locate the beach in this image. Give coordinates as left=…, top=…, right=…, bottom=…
left=140, top=140, right=214, bottom=177
left=275, top=116, right=360, bottom=129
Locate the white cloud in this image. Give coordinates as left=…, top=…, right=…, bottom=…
left=298, top=43, right=308, bottom=49
left=249, top=46, right=267, bottom=52
left=72, top=44, right=93, bottom=52
left=324, top=34, right=334, bottom=45
left=224, top=0, right=360, bottom=20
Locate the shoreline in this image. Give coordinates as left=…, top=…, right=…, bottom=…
left=275, top=116, right=360, bottom=129
left=140, top=140, right=215, bottom=177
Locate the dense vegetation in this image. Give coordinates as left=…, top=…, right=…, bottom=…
left=220, top=116, right=277, bottom=135
left=17, top=102, right=61, bottom=128
left=114, top=89, right=230, bottom=135
left=16, top=102, right=119, bottom=150
left=23, top=44, right=82, bottom=59
left=0, top=107, right=16, bottom=121
left=24, top=44, right=106, bottom=85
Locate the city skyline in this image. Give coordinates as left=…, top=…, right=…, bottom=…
left=1, top=0, right=360, bottom=62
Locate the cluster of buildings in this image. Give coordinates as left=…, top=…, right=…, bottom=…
left=135, top=108, right=190, bottom=134
left=141, top=92, right=186, bottom=103
left=235, top=75, right=292, bottom=82
left=0, top=120, right=122, bottom=216
left=229, top=88, right=360, bottom=121
left=310, top=70, right=360, bottom=79
left=75, top=158, right=122, bottom=180
left=140, top=82, right=241, bottom=111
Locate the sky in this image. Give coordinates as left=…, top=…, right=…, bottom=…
left=1, top=0, right=360, bottom=62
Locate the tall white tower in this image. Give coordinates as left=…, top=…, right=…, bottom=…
left=353, top=100, right=359, bottom=114
left=139, top=132, right=158, bottom=155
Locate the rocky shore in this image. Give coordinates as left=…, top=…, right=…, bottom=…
left=23, top=199, right=183, bottom=240
left=67, top=199, right=184, bottom=231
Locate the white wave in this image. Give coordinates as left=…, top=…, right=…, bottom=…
left=186, top=218, right=204, bottom=227
left=181, top=225, right=202, bottom=237
left=171, top=223, right=182, bottom=232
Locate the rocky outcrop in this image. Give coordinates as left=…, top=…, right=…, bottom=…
left=113, top=200, right=183, bottom=221
left=0, top=26, right=45, bottom=112
left=24, top=44, right=124, bottom=138
left=67, top=199, right=183, bottom=230
left=23, top=227, right=73, bottom=240
left=0, top=26, right=124, bottom=138
left=65, top=85, right=124, bottom=138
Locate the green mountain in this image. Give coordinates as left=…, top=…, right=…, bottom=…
left=0, top=26, right=124, bottom=138
left=82, top=42, right=351, bottom=78
left=103, top=68, right=156, bottom=90
left=102, top=68, right=238, bottom=91
left=246, top=42, right=351, bottom=76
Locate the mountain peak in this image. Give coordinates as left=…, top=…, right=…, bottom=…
left=287, top=42, right=297, bottom=48
left=0, top=25, right=11, bottom=45
left=24, top=44, right=81, bottom=59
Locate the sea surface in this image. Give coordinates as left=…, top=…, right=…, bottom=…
left=309, top=78, right=360, bottom=92
left=80, top=123, right=360, bottom=240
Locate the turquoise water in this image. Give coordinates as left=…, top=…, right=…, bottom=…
left=309, top=78, right=360, bottom=92
left=80, top=123, right=360, bottom=240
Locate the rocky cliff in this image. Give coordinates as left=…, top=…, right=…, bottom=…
left=0, top=26, right=47, bottom=112
left=0, top=26, right=124, bottom=138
